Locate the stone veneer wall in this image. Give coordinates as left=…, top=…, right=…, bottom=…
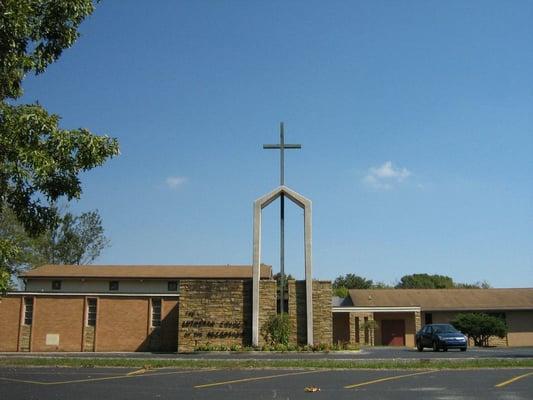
left=313, top=281, right=333, bottom=345
left=288, top=280, right=332, bottom=346
left=258, top=280, right=277, bottom=347
left=177, top=279, right=276, bottom=352
left=349, top=312, right=375, bottom=345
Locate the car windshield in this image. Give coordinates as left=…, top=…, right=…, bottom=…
left=434, top=325, right=459, bottom=333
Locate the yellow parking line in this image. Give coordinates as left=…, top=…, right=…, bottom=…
left=0, top=369, right=212, bottom=386
left=495, top=371, right=533, bottom=388
left=127, top=368, right=148, bottom=376
left=344, top=370, right=438, bottom=389
left=0, top=377, right=49, bottom=385
left=194, top=369, right=325, bottom=389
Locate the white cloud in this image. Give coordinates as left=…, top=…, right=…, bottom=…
left=165, top=176, right=188, bottom=189
left=363, top=161, right=411, bottom=190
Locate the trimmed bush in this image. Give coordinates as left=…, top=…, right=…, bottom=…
left=262, top=313, right=291, bottom=346
left=452, top=313, right=507, bottom=347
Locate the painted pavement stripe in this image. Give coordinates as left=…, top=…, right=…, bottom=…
left=495, top=371, right=533, bottom=388
left=194, top=369, right=325, bottom=389
left=0, top=369, right=212, bottom=386
left=344, top=370, right=439, bottom=389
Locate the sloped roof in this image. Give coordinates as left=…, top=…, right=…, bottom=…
left=21, top=264, right=273, bottom=280
left=348, top=288, right=533, bottom=311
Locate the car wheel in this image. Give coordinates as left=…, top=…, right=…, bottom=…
left=416, top=341, right=424, bottom=352
left=460, top=347, right=467, bottom=352
left=432, top=341, right=439, bottom=352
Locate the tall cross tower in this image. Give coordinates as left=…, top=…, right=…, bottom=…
left=252, top=123, right=313, bottom=347
left=263, top=122, right=302, bottom=313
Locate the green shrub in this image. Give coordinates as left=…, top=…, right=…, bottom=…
left=452, top=313, right=507, bottom=347
left=334, top=286, right=349, bottom=298
left=262, top=313, right=291, bottom=346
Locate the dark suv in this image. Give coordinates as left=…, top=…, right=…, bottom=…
left=416, top=323, right=467, bottom=352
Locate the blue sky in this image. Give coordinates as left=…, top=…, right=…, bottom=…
left=20, top=1, right=532, bottom=286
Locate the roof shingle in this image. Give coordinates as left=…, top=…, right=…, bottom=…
left=21, top=264, right=273, bottom=280
left=348, top=288, right=533, bottom=311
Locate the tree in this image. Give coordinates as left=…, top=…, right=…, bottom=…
left=455, top=281, right=492, bottom=289
left=452, top=313, right=507, bottom=347
left=34, top=208, right=109, bottom=265
left=0, top=207, right=109, bottom=282
left=333, top=274, right=373, bottom=289
left=0, top=1, right=119, bottom=291
left=333, top=286, right=349, bottom=298
left=395, top=274, right=454, bottom=289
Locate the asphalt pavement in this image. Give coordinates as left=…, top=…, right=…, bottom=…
left=1, top=366, right=532, bottom=399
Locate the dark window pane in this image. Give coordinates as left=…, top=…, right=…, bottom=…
left=24, top=298, right=34, bottom=325
left=151, top=299, right=161, bottom=327
left=167, top=281, right=178, bottom=291
left=109, top=281, right=119, bottom=291
left=87, top=298, right=97, bottom=326
left=52, top=280, right=62, bottom=290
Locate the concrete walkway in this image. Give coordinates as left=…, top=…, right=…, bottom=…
left=1, top=346, right=532, bottom=360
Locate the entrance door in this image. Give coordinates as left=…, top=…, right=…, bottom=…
left=381, top=319, right=405, bottom=346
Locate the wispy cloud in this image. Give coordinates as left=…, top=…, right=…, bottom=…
left=363, top=161, right=411, bottom=190
left=165, top=176, right=188, bottom=190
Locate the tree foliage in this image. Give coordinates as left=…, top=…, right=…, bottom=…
left=0, top=0, right=119, bottom=291
left=395, top=274, right=491, bottom=289
left=0, top=207, right=109, bottom=283
left=452, top=313, right=507, bottom=347
left=395, top=273, right=455, bottom=289
left=333, top=286, right=349, bottom=298
left=333, top=274, right=374, bottom=289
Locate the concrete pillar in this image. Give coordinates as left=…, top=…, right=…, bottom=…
left=252, top=186, right=313, bottom=347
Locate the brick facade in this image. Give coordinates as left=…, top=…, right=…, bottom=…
left=0, top=296, right=21, bottom=352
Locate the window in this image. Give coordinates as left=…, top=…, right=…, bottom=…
left=364, top=316, right=369, bottom=344
left=167, top=281, right=178, bottom=291
left=109, top=281, right=119, bottom=291
left=23, top=298, right=34, bottom=325
left=151, top=299, right=161, bottom=327
left=52, top=280, right=62, bottom=290
left=425, top=313, right=433, bottom=325
left=87, top=298, right=97, bottom=327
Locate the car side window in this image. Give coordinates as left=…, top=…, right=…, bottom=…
left=427, top=326, right=433, bottom=334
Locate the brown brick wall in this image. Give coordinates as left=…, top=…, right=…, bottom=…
left=96, top=297, right=150, bottom=352
left=178, top=280, right=253, bottom=352
left=0, top=296, right=21, bottom=351
left=32, top=297, right=85, bottom=352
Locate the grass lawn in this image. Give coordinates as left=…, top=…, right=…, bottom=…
left=1, top=357, right=532, bottom=370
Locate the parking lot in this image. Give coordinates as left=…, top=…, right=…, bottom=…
left=1, top=366, right=532, bottom=400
